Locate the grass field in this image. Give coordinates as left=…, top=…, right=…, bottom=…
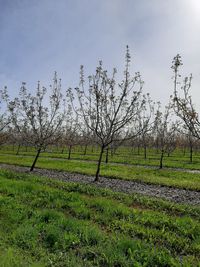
left=1, top=145, right=200, bottom=266
left=2, top=145, right=200, bottom=170
left=0, top=169, right=200, bottom=266
left=0, top=152, right=200, bottom=190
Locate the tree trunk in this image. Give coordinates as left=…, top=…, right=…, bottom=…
left=144, top=145, right=147, bottom=159
left=159, top=151, right=164, bottom=169
left=83, top=144, right=88, bottom=155
left=30, top=148, right=41, bottom=171
left=16, top=144, right=21, bottom=155
left=105, top=147, right=109, bottom=163
left=190, top=144, right=193, bottom=163
left=94, top=146, right=104, bottom=182
left=68, top=145, right=72, bottom=160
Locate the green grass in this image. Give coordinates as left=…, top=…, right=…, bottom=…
left=0, top=168, right=200, bottom=266
left=2, top=145, right=200, bottom=170
left=1, top=152, right=200, bottom=190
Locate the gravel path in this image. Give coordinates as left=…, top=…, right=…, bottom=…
left=1, top=163, right=200, bottom=206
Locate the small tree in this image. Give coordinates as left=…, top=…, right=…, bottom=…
left=62, top=106, right=80, bottom=160
left=172, top=54, right=200, bottom=139
left=153, top=103, right=178, bottom=169
left=133, top=94, right=154, bottom=159
left=7, top=72, right=64, bottom=171
left=68, top=46, right=146, bottom=181
left=79, top=127, right=93, bottom=156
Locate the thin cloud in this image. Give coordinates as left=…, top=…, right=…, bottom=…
left=0, top=0, right=199, bottom=105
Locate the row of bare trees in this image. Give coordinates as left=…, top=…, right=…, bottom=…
left=0, top=48, right=199, bottom=181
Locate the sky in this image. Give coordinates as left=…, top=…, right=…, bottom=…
left=0, top=0, right=200, bottom=106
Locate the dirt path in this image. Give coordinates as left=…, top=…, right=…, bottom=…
left=0, top=163, right=200, bottom=206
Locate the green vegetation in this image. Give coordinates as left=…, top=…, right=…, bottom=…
left=0, top=151, right=200, bottom=190
left=0, top=168, right=200, bottom=266
left=3, top=145, right=200, bottom=169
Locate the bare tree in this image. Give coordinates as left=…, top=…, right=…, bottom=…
left=171, top=54, right=200, bottom=166
left=133, top=94, right=154, bottom=159
left=79, top=127, right=93, bottom=156
left=67, top=46, right=146, bottom=181
left=7, top=72, right=64, bottom=171
left=172, top=54, right=200, bottom=139
left=62, top=106, right=80, bottom=160
left=153, top=103, right=178, bottom=169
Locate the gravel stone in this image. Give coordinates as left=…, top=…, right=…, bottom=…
left=0, top=163, right=200, bottom=206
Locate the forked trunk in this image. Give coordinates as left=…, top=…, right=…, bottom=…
left=30, top=148, right=41, bottom=171
left=94, top=146, right=104, bottom=182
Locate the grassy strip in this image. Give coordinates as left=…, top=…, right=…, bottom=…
left=3, top=168, right=200, bottom=219
left=1, top=153, right=200, bottom=190
left=2, top=145, right=200, bottom=169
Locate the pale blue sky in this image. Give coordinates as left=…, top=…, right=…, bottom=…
left=0, top=0, right=200, bottom=104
